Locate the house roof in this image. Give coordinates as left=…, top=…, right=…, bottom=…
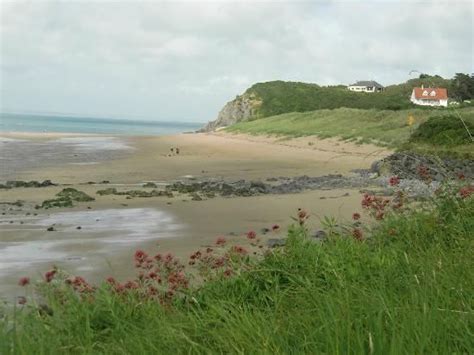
left=412, top=87, right=448, bottom=100
left=349, top=80, right=384, bottom=88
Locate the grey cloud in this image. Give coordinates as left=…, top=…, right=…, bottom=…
left=0, top=0, right=472, bottom=122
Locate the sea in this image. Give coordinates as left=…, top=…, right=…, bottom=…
left=0, top=112, right=203, bottom=135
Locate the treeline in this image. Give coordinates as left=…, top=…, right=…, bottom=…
left=243, top=74, right=472, bottom=119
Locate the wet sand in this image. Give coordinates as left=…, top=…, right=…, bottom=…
left=0, top=132, right=391, bottom=301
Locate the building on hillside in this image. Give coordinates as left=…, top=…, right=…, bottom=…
left=410, top=86, right=448, bottom=107
left=347, top=80, right=384, bottom=93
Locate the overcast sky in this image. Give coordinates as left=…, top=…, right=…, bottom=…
left=0, top=0, right=472, bottom=122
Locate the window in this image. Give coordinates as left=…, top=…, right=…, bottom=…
left=430, top=91, right=436, bottom=96
left=422, top=90, right=429, bottom=96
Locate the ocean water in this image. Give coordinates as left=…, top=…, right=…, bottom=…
left=0, top=112, right=203, bottom=135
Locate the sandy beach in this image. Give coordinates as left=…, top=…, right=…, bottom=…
left=0, top=132, right=391, bottom=300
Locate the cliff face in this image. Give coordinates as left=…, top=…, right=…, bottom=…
left=202, top=93, right=262, bottom=131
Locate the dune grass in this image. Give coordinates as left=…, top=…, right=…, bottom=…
left=1, top=188, right=473, bottom=354
left=226, top=107, right=474, bottom=148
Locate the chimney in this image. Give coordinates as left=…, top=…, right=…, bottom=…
left=421, top=84, right=424, bottom=89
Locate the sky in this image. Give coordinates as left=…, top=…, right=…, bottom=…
left=0, top=0, right=472, bottom=123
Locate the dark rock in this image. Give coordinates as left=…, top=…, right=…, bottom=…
left=47, top=226, right=55, bottom=231
left=76, top=226, right=82, bottom=230
left=267, top=238, right=286, bottom=248
left=190, top=193, right=203, bottom=201
left=312, top=230, right=327, bottom=239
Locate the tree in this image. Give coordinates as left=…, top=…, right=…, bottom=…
left=450, top=73, right=474, bottom=101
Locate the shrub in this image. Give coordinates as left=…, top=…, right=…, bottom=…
left=409, top=115, right=474, bottom=146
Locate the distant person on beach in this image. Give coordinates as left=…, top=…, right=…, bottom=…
left=176, top=147, right=180, bottom=155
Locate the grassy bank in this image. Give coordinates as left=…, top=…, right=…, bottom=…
left=226, top=107, right=474, bottom=155
left=2, top=186, right=473, bottom=353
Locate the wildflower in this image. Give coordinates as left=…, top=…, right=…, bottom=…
left=352, top=212, right=361, bottom=221
left=213, top=257, right=226, bottom=268
left=164, top=253, right=174, bottom=263
left=389, top=176, right=400, bottom=186
left=272, top=224, right=280, bottom=231
left=295, top=208, right=309, bottom=226
left=223, top=268, right=233, bottom=277
left=417, top=164, right=431, bottom=181
left=154, top=253, right=162, bottom=261
left=18, top=277, right=30, bottom=287
left=215, top=236, right=226, bottom=246
left=134, top=250, right=148, bottom=264
left=124, top=281, right=139, bottom=290
left=148, top=286, right=158, bottom=296
left=457, top=172, right=466, bottom=180
left=18, top=296, right=27, bottom=305
left=246, top=231, right=257, bottom=240
left=206, top=247, right=213, bottom=253
left=459, top=185, right=474, bottom=199
left=231, top=245, right=248, bottom=255
left=352, top=228, right=363, bottom=241
left=44, top=269, right=56, bottom=283
left=106, top=276, right=116, bottom=285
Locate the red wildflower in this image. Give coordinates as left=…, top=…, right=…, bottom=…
left=215, top=236, right=227, bottom=246
left=106, top=276, right=116, bottom=285
left=272, top=224, right=280, bottom=231
left=44, top=270, right=56, bottom=283
left=417, top=164, right=431, bottom=181
left=352, top=228, right=363, bottom=241
left=154, top=253, right=162, bottom=261
left=223, top=268, right=233, bottom=277
left=375, top=211, right=385, bottom=220
left=134, top=250, right=148, bottom=264
left=459, top=185, right=474, bottom=199
left=231, top=245, right=248, bottom=255
left=213, top=257, right=226, bottom=268
left=457, top=172, right=466, bottom=180
left=246, top=231, right=257, bottom=240
left=389, top=176, right=400, bottom=186
left=124, top=281, right=139, bottom=290
left=18, top=277, right=30, bottom=286
left=164, top=253, right=174, bottom=263
left=352, top=212, right=361, bottom=221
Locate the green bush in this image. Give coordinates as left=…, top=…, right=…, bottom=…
left=409, top=115, right=474, bottom=146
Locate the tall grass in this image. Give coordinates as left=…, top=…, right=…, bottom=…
left=1, top=188, right=473, bottom=354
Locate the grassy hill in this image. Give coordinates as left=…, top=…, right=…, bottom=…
left=243, top=76, right=453, bottom=119
left=226, top=106, right=474, bottom=157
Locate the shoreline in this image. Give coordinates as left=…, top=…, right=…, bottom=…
left=0, top=131, right=393, bottom=300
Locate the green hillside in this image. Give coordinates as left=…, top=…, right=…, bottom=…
left=226, top=106, right=474, bottom=157
left=244, top=76, right=453, bottom=118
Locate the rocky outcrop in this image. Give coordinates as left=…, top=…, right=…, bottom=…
left=201, top=92, right=262, bottom=131
left=371, top=152, right=474, bottom=181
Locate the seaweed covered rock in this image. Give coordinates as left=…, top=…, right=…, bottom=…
left=0, top=180, right=56, bottom=189
left=57, top=188, right=95, bottom=202
left=36, top=188, right=94, bottom=209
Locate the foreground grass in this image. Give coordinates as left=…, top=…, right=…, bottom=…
left=1, top=192, right=473, bottom=354
left=226, top=106, right=474, bottom=150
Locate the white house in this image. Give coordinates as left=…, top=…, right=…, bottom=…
left=348, top=80, right=384, bottom=93
left=410, top=87, right=448, bottom=107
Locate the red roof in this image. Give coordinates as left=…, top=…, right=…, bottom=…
left=412, top=87, right=448, bottom=100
